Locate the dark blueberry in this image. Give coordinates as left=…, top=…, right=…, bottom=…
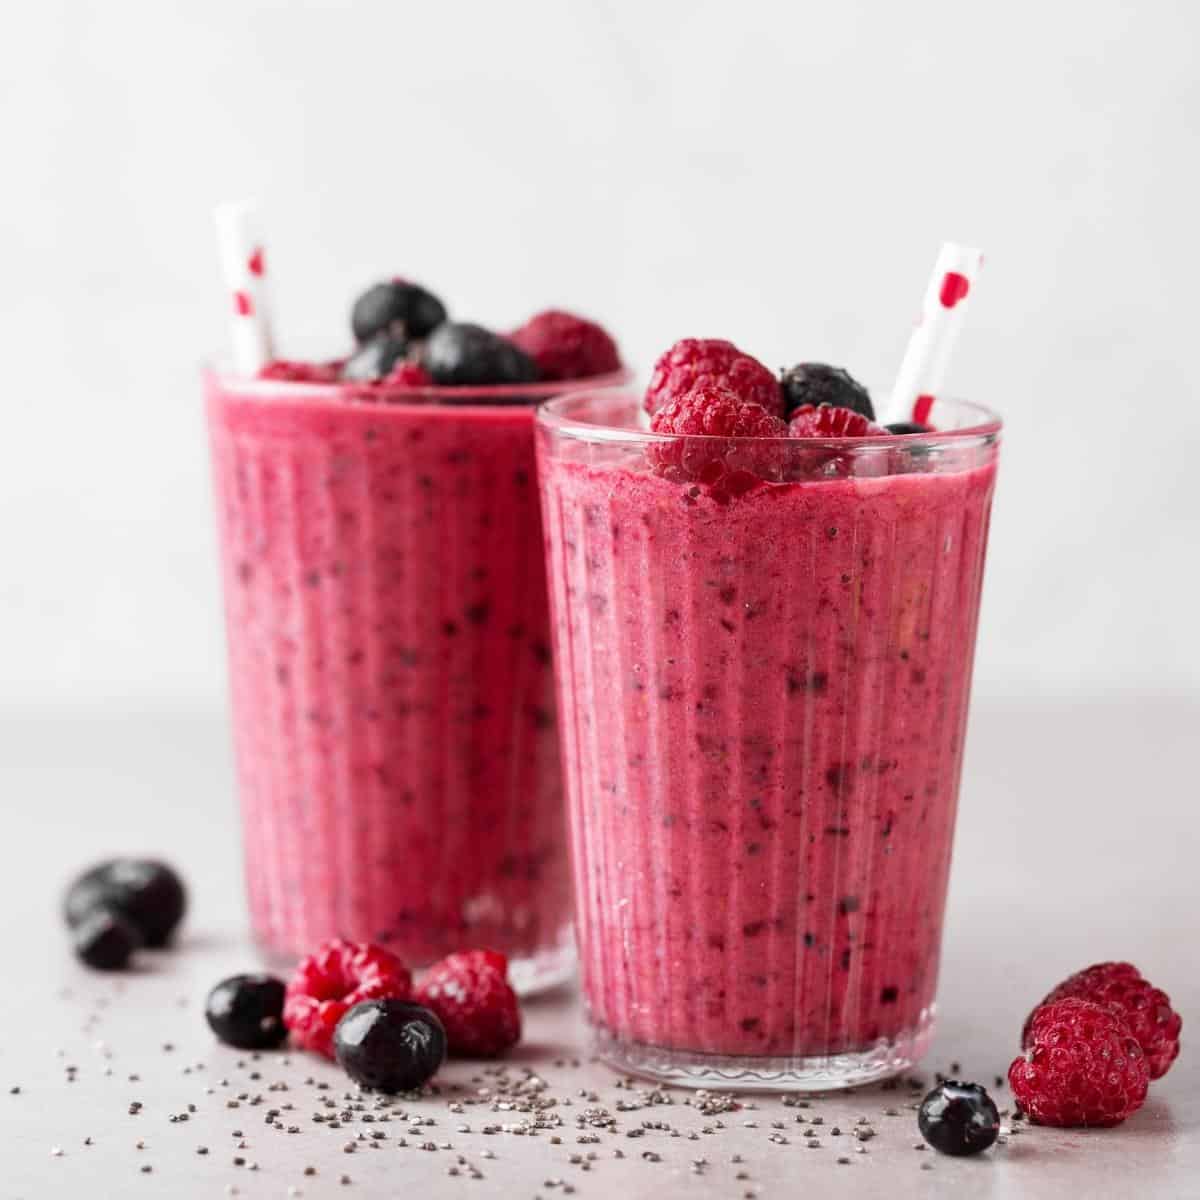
left=918, top=1081, right=1000, bottom=1156
left=64, top=859, right=186, bottom=947
left=780, top=363, right=874, bottom=421
left=421, top=322, right=540, bottom=389
left=885, top=421, right=933, bottom=435
left=205, top=974, right=288, bottom=1050
left=340, top=334, right=410, bottom=382
left=333, top=1000, right=446, bottom=1093
left=352, top=280, right=447, bottom=343
left=72, top=907, right=142, bottom=970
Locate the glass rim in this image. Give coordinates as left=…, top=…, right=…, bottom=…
left=537, top=386, right=1002, bottom=447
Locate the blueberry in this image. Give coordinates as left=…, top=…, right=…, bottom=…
left=340, top=334, right=410, bottom=382
left=918, top=1081, right=1000, bottom=1156
left=64, top=859, right=186, bottom=947
left=352, top=281, right=447, bottom=343
left=334, top=1000, right=446, bottom=1093
left=205, top=974, right=288, bottom=1050
left=72, top=907, right=142, bottom=970
left=780, top=363, right=874, bottom=421
left=885, top=421, right=933, bottom=435
left=421, top=322, right=540, bottom=389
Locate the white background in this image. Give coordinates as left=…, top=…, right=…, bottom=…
left=2, top=0, right=1197, bottom=712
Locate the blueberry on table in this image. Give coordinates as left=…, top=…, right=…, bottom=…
left=352, top=280, right=448, bottom=343
left=334, top=999, right=446, bottom=1093
left=64, top=859, right=187, bottom=947
left=422, top=322, right=540, bottom=388
left=72, top=907, right=142, bottom=970
left=206, top=974, right=288, bottom=1050
left=340, top=334, right=410, bottom=382
left=884, top=421, right=933, bottom=435
left=918, top=1081, right=1000, bottom=1155
left=780, top=363, right=874, bottom=421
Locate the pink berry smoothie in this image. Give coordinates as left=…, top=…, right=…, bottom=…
left=537, top=389, right=1000, bottom=1085
left=206, top=373, right=610, bottom=985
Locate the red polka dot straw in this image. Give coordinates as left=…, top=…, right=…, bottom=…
left=213, top=202, right=275, bottom=376
left=886, top=243, right=983, bottom=425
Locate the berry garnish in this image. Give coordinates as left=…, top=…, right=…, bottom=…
left=284, top=939, right=413, bottom=1059
left=509, top=309, right=621, bottom=381
left=381, top=360, right=432, bottom=388
left=1009, top=998, right=1149, bottom=1127
left=647, top=384, right=788, bottom=493
left=414, top=950, right=521, bottom=1058
left=917, top=1081, right=1000, bottom=1155
left=258, top=360, right=342, bottom=384
left=780, top=362, right=874, bottom=420
left=787, top=404, right=883, bottom=439
left=340, top=334, right=410, bottom=382
left=422, top=323, right=540, bottom=388
left=206, top=974, right=288, bottom=1050
left=1022, top=962, right=1182, bottom=1080
left=884, top=421, right=933, bottom=435
left=644, top=338, right=783, bottom=418
left=334, top=999, right=447, bottom=1093
left=351, top=280, right=447, bottom=344
left=72, top=907, right=142, bottom=970
left=63, top=859, right=187, bottom=948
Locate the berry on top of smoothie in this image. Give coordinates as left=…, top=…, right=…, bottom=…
left=788, top=404, right=884, bottom=438
left=352, top=279, right=448, bottom=343
left=340, top=333, right=411, bottom=382
left=510, top=309, right=621, bottom=381
left=645, top=338, right=783, bottom=418
left=780, top=362, right=875, bottom=421
left=422, top=322, right=540, bottom=387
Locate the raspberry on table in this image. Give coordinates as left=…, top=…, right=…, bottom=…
left=644, top=338, right=783, bottom=418
left=787, top=404, right=884, bottom=439
left=1022, top=962, right=1182, bottom=1080
left=1009, top=998, right=1149, bottom=1127
left=258, top=360, right=343, bottom=383
left=509, top=309, right=621, bottom=381
left=414, top=949, right=521, bottom=1058
left=283, top=940, right=413, bottom=1059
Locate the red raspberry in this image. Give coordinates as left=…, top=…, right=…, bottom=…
left=509, top=309, right=621, bottom=381
left=414, top=950, right=521, bottom=1058
left=382, top=360, right=433, bottom=387
left=787, top=404, right=885, bottom=438
left=644, top=338, right=782, bottom=418
left=283, top=939, right=413, bottom=1059
left=258, top=359, right=342, bottom=383
left=1022, top=962, right=1182, bottom=1080
left=1008, top=998, right=1149, bottom=1127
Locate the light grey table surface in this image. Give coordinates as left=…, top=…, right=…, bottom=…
left=1, top=695, right=1196, bottom=1199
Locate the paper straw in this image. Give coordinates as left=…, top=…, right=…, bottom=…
left=213, top=201, right=275, bottom=376
left=886, top=242, right=984, bottom=425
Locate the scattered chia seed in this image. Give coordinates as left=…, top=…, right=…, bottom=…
left=837, top=1155, right=851, bottom=1165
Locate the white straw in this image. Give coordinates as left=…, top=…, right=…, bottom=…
left=885, top=242, right=984, bottom=425
left=213, top=201, right=275, bottom=376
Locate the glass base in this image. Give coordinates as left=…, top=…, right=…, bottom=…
left=590, top=1007, right=935, bottom=1092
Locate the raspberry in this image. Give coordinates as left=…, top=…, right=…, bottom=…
left=414, top=950, right=521, bottom=1058
left=258, top=359, right=342, bottom=384
left=382, top=360, right=433, bottom=387
left=644, top=338, right=782, bottom=418
left=787, top=404, right=884, bottom=438
left=1008, top=998, right=1149, bottom=1127
left=1022, top=962, right=1182, bottom=1080
left=647, top=384, right=788, bottom=495
left=283, top=940, right=412, bottom=1059
left=509, top=309, right=621, bottom=381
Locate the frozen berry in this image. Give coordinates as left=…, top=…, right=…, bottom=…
left=284, top=939, right=413, bottom=1059
left=64, top=859, right=186, bottom=947
left=788, top=404, right=883, bottom=438
left=351, top=280, right=447, bottom=343
left=509, top=309, right=621, bottom=380
left=1009, top=998, right=1149, bottom=1127
left=414, top=950, right=521, bottom=1058
left=1023, top=963, right=1182, bottom=1080
left=334, top=999, right=446, bottom=1093
left=780, top=362, right=874, bottom=420
left=918, top=1081, right=1000, bottom=1155
left=422, top=322, right=539, bottom=388
left=644, top=338, right=782, bottom=418
left=382, top=360, right=432, bottom=388
left=206, top=974, right=288, bottom=1050
left=72, top=907, right=142, bottom=970
left=258, top=360, right=342, bottom=383
left=884, top=421, right=933, bottom=435
left=340, top=334, right=409, bottom=382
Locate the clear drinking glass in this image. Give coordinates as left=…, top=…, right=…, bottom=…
left=536, top=388, right=1001, bottom=1084
left=206, top=368, right=626, bottom=991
